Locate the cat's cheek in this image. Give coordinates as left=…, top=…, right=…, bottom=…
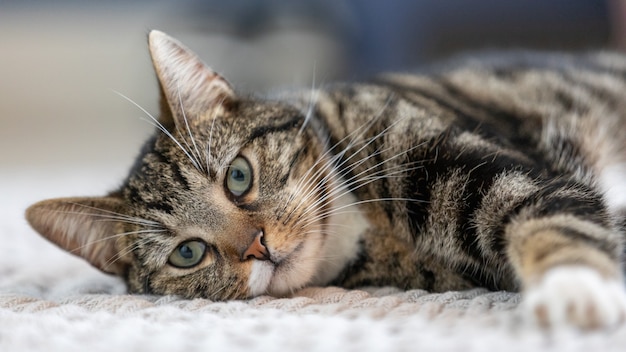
left=247, top=261, right=274, bottom=297
left=268, top=245, right=326, bottom=296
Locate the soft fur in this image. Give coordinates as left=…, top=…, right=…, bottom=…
left=26, top=30, right=626, bottom=329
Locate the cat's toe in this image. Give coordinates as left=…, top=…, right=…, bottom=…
left=522, top=266, right=626, bottom=330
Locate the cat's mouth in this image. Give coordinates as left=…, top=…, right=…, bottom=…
left=247, top=238, right=312, bottom=297
left=271, top=241, right=304, bottom=267
left=267, top=241, right=308, bottom=293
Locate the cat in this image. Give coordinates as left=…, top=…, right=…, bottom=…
left=26, top=30, right=626, bottom=329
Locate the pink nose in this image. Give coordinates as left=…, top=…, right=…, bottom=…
left=241, top=231, right=270, bottom=261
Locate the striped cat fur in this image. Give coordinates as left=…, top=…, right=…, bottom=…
left=26, top=31, right=626, bottom=329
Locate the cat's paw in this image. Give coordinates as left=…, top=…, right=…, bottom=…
left=522, top=266, right=626, bottom=330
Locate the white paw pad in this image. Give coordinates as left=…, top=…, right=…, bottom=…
left=522, top=266, right=626, bottom=329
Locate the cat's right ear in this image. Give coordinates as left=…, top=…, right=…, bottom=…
left=148, top=30, right=235, bottom=126
left=25, top=196, right=131, bottom=276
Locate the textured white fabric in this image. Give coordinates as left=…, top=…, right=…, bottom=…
left=3, top=170, right=626, bottom=351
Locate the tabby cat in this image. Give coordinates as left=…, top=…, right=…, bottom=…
left=26, top=30, right=626, bottom=329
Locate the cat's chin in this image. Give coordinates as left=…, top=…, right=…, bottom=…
left=247, top=237, right=323, bottom=297
left=247, top=259, right=309, bottom=298
left=247, top=260, right=275, bottom=296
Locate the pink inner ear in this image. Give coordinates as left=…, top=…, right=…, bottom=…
left=148, top=30, right=235, bottom=122
left=25, top=197, right=129, bottom=276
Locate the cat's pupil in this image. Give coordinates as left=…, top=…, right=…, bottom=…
left=179, top=244, right=193, bottom=259
left=231, top=169, right=245, bottom=182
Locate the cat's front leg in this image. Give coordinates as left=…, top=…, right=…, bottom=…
left=506, top=216, right=626, bottom=329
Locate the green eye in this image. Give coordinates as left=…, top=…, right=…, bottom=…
left=226, top=156, right=253, bottom=197
left=168, top=240, right=207, bottom=268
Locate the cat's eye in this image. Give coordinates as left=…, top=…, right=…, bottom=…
left=226, top=156, right=253, bottom=197
left=168, top=239, right=207, bottom=268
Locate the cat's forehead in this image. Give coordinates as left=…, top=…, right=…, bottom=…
left=190, top=99, right=305, bottom=154
left=196, top=99, right=302, bottom=131
left=124, top=98, right=307, bottom=205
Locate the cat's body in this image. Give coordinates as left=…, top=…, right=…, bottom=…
left=26, top=31, right=626, bottom=329
left=302, top=53, right=626, bottom=293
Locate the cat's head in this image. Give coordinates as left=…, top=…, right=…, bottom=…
left=26, top=31, right=339, bottom=299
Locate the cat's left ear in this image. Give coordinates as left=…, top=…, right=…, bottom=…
left=148, top=30, right=235, bottom=126
left=25, top=196, right=131, bottom=276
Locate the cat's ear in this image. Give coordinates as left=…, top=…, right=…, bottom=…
left=148, top=30, right=235, bottom=126
left=25, top=196, right=130, bottom=276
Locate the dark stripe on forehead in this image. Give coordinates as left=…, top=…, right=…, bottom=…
left=146, top=201, right=174, bottom=214
left=122, top=133, right=191, bottom=192
left=247, top=115, right=302, bottom=142
left=151, top=148, right=191, bottom=191
left=278, top=145, right=309, bottom=185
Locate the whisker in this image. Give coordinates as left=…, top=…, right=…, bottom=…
left=296, top=164, right=426, bottom=230
left=176, top=85, right=205, bottom=173
left=299, top=61, right=318, bottom=136
left=297, top=147, right=427, bottom=222
left=69, top=229, right=167, bottom=255
left=305, top=197, right=428, bottom=229
left=211, top=281, right=232, bottom=299
left=294, top=156, right=428, bottom=229
left=113, top=90, right=203, bottom=171
left=61, top=202, right=163, bottom=228
left=103, top=237, right=153, bottom=272
left=205, top=112, right=218, bottom=177
left=294, top=210, right=370, bottom=231
left=290, top=144, right=390, bottom=218
left=279, top=95, right=396, bottom=219
left=283, top=97, right=402, bottom=222
left=293, top=137, right=427, bottom=225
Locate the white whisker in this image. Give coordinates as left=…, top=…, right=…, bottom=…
left=205, top=112, right=218, bottom=177
left=176, top=86, right=205, bottom=173
left=308, top=197, right=427, bottom=229
left=113, top=90, right=203, bottom=171
left=104, top=236, right=153, bottom=272
left=296, top=144, right=427, bottom=222
left=63, top=202, right=163, bottom=228
left=70, top=229, right=167, bottom=255
left=279, top=95, right=396, bottom=219
left=283, top=96, right=401, bottom=222
left=299, top=61, right=318, bottom=135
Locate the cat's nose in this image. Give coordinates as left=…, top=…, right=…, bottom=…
left=241, top=231, right=270, bottom=261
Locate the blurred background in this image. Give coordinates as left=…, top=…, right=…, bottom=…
left=0, top=0, right=623, bottom=236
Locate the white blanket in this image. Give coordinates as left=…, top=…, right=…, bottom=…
left=2, top=170, right=625, bottom=352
